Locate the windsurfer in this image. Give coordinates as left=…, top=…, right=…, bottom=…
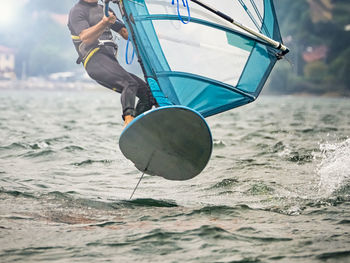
left=68, top=0, right=154, bottom=127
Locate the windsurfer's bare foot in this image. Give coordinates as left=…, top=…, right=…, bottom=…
left=123, top=115, right=134, bottom=128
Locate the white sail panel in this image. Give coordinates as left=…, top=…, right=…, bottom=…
left=152, top=20, right=251, bottom=86
left=145, top=0, right=266, bottom=36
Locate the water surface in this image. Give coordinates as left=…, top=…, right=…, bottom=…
left=0, top=89, right=349, bottom=262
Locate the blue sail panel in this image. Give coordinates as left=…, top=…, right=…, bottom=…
left=119, top=0, right=283, bottom=117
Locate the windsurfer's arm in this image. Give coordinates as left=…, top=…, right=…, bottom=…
left=110, top=17, right=128, bottom=40
left=79, top=12, right=116, bottom=45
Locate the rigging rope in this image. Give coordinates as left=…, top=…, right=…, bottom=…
left=172, top=0, right=191, bottom=24
left=249, top=0, right=271, bottom=37
left=125, top=36, right=135, bottom=64
left=103, top=0, right=135, bottom=64
left=237, top=0, right=262, bottom=34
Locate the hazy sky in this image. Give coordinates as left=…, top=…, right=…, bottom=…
left=0, top=0, right=29, bottom=26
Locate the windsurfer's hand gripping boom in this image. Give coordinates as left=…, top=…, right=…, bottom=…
left=104, top=0, right=128, bottom=40
left=79, top=0, right=127, bottom=45
left=103, top=11, right=117, bottom=24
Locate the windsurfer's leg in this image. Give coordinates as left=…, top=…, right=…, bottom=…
left=128, top=73, right=154, bottom=116
left=85, top=52, right=139, bottom=118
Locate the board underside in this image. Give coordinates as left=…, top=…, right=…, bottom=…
left=119, top=106, right=213, bottom=180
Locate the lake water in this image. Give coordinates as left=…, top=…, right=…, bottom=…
left=0, top=89, right=349, bottom=262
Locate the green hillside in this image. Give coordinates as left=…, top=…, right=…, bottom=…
left=269, top=0, right=350, bottom=95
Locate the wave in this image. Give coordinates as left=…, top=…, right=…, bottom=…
left=261, top=194, right=350, bottom=216
left=71, top=159, right=113, bottom=166
left=0, top=137, right=75, bottom=159
left=126, top=198, right=178, bottom=208
left=316, top=250, right=350, bottom=261
left=22, top=149, right=56, bottom=158
left=186, top=205, right=243, bottom=217
left=1, top=246, right=65, bottom=257
left=0, top=137, right=70, bottom=150
left=213, top=139, right=226, bottom=149
left=0, top=188, right=178, bottom=210
left=245, top=182, right=275, bottom=195
left=0, top=142, right=28, bottom=151
left=317, top=138, right=350, bottom=196
left=207, top=178, right=239, bottom=189
left=0, top=188, right=36, bottom=199
left=61, top=145, right=85, bottom=152
left=130, top=225, right=293, bottom=244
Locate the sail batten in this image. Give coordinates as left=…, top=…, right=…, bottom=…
left=134, top=15, right=275, bottom=48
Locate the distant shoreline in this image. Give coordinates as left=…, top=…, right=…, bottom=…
left=263, top=90, right=350, bottom=98
left=0, top=79, right=100, bottom=91
left=1, top=79, right=349, bottom=98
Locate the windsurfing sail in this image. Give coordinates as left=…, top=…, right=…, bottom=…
left=113, top=0, right=288, bottom=117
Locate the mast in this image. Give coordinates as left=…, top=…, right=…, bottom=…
left=104, top=0, right=151, bottom=79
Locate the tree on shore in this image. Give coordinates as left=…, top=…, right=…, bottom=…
left=269, top=0, right=350, bottom=95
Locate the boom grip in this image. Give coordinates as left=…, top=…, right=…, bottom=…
left=104, top=0, right=111, bottom=17
left=216, top=11, right=234, bottom=23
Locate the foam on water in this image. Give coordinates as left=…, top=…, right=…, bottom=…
left=317, top=138, right=350, bottom=196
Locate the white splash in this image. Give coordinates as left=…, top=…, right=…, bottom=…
left=317, top=138, right=350, bottom=196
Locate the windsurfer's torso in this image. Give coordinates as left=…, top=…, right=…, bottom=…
left=68, top=0, right=124, bottom=60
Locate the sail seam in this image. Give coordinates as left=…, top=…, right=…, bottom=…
left=156, top=71, right=256, bottom=100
